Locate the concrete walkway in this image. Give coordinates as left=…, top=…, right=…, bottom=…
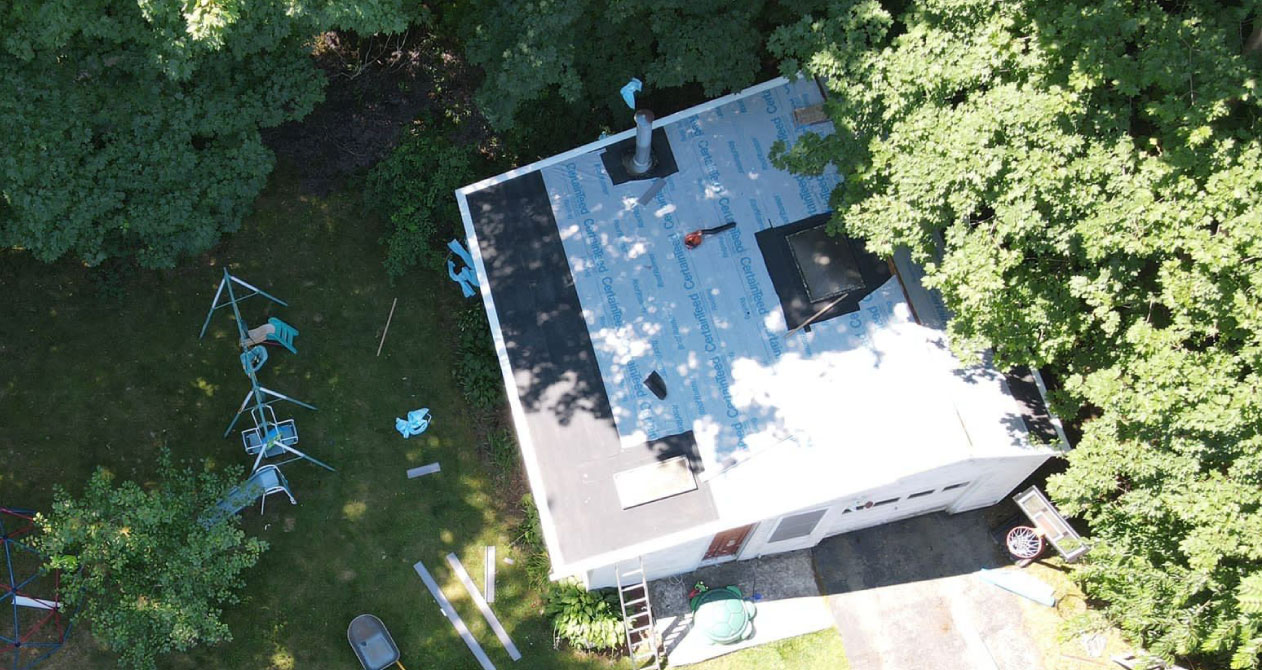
left=813, top=510, right=1045, bottom=670
left=648, top=551, right=835, bottom=667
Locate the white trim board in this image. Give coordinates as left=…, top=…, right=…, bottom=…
left=446, top=552, right=522, bottom=661
left=413, top=560, right=496, bottom=670
left=13, top=595, right=60, bottom=610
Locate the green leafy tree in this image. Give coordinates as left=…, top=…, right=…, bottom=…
left=36, top=456, right=266, bottom=670
left=0, top=1, right=414, bottom=268
left=459, top=0, right=826, bottom=130
left=771, top=0, right=1262, bottom=667
left=364, top=119, right=473, bottom=280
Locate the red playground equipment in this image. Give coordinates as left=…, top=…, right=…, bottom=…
left=1, top=508, right=71, bottom=670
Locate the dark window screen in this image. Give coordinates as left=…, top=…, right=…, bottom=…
left=768, top=509, right=828, bottom=543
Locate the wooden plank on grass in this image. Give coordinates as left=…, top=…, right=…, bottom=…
left=413, top=560, right=496, bottom=670
left=376, top=297, right=398, bottom=357
left=407, top=463, right=441, bottom=479
left=485, top=546, right=496, bottom=604
left=447, top=552, right=521, bottom=661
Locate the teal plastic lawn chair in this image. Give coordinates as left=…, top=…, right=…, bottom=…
left=267, top=317, right=299, bottom=354
left=198, top=465, right=296, bottom=527
left=447, top=240, right=480, bottom=298
left=241, top=345, right=268, bottom=374
left=242, top=418, right=298, bottom=459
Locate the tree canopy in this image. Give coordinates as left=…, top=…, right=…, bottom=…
left=772, top=0, right=1262, bottom=666
left=0, top=1, right=414, bottom=268
left=36, top=456, right=266, bottom=670
left=458, top=0, right=826, bottom=130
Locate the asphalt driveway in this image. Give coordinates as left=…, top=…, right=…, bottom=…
left=813, top=509, right=1044, bottom=670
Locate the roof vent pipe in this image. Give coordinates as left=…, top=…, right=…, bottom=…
left=629, top=110, right=655, bottom=176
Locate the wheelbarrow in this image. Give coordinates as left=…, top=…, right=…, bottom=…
left=348, top=614, right=407, bottom=670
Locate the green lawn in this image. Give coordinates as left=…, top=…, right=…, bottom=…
left=689, top=630, right=848, bottom=670
left=0, top=169, right=627, bottom=670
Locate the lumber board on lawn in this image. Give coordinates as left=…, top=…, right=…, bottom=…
left=413, top=560, right=496, bottom=670
left=407, top=463, right=441, bottom=479
left=485, top=546, right=496, bottom=604
left=447, top=552, right=521, bottom=661
left=377, top=297, right=398, bottom=357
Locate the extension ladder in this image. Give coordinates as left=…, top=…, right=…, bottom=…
left=615, top=558, right=661, bottom=669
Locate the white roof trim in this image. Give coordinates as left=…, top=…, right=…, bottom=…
left=457, top=76, right=795, bottom=197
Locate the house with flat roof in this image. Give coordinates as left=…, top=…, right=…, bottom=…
left=455, top=76, right=1067, bottom=593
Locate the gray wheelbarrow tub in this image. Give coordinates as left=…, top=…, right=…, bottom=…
left=348, top=614, right=400, bottom=670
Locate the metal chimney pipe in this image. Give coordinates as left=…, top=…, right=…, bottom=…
left=629, top=110, right=655, bottom=175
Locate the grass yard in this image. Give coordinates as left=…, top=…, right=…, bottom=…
left=1016, top=560, right=1140, bottom=670
left=688, top=631, right=848, bottom=670
left=0, top=168, right=628, bottom=670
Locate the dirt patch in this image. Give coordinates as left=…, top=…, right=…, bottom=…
left=263, top=30, right=488, bottom=194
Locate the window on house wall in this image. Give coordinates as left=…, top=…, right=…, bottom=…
left=768, top=509, right=828, bottom=543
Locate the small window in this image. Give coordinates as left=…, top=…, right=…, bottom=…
left=841, top=508, right=852, bottom=514
left=768, top=509, right=828, bottom=543
left=943, top=482, right=970, bottom=491
left=907, top=489, right=935, bottom=499
left=872, top=497, right=900, bottom=507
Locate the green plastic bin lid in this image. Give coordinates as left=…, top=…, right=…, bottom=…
left=690, top=586, right=756, bottom=645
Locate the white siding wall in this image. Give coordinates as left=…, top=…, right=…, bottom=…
left=948, top=454, right=1049, bottom=513
left=586, top=535, right=713, bottom=590
left=583, top=454, right=1049, bottom=589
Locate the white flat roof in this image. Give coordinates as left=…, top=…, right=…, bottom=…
left=538, top=77, right=1041, bottom=473
left=458, top=76, right=1060, bottom=574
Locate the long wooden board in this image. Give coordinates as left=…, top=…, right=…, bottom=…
left=485, top=545, right=496, bottom=604
left=446, top=552, right=522, bottom=661
left=413, top=560, right=496, bottom=670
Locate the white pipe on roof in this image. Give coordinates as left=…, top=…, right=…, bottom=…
left=629, top=110, right=655, bottom=175
left=457, top=76, right=795, bottom=196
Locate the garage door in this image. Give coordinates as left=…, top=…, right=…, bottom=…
left=825, top=481, right=973, bottom=536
